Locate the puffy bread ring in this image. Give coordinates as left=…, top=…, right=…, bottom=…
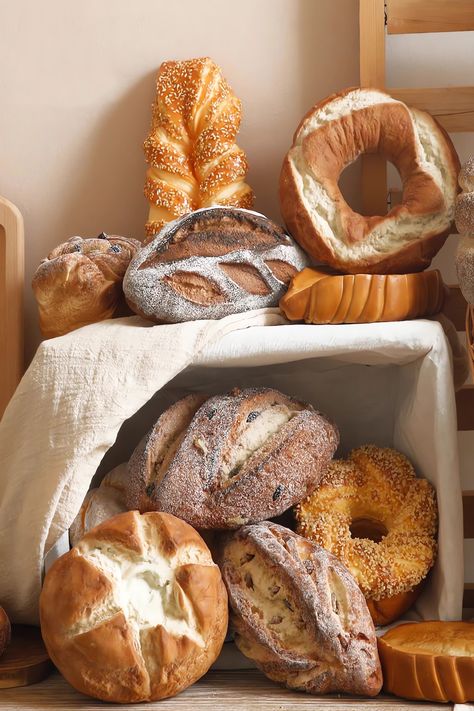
left=280, top=88, right=460, bottom=274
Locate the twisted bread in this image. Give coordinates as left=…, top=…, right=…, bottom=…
left=144, top=57, right=254, bottom=241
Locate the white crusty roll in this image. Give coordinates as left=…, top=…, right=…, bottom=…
left=144, top=57, right=254, bottom=240
left=280, top=88, right=460, bottom=274
left=40, top=511, right=228, bottom=703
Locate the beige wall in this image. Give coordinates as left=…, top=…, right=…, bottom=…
left=0, top=0, right=360, bottom=360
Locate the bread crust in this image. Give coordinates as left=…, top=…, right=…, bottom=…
left=279, top=87, right=460, bottom=274
left=127, top=388, right=339, bottom=529
left=219, top=522, right=382, bottom=696
left=40, top=511, right=228, bottom=703
left=124, top=207, right=308, bottom=323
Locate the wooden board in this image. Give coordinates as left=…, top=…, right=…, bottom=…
left=0, top=197, right=24, bottom=419
left=389, top=87, right=474, bottom=133
left=0, top=625, right=53, bottom=689
left=386, top=0, right=474, bottom=35
left=0, top=669, right=454, bottom=709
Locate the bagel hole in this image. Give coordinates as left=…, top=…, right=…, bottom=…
left=350, top=517, right=388, bottom=543
left=339, top=158, right=402, bottom=216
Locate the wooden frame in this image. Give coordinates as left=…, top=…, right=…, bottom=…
left=0, top=197, right=24, bottom=419
left=359, top=0, right=474, bottom=609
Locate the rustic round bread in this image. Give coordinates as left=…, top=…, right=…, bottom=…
left=280, top=267, right=445, bottom=324
left=126, top=388, right=339, bottom=529
left=219, top=522, right=382, bottom=696
left=32, top=234, right=141, bottom=339
left=280, top=87, right=460, bottom=274
left=379, top=621, right=474, bottom=703
left=40, top=511, right=228, bottom=703
left=123, top=207, right=308, bottom=323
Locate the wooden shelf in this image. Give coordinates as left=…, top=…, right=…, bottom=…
left=0, top=670, right=453, bottom=710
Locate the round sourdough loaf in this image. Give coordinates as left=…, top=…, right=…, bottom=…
left=40, top=511, right=228, bottom=703
left=126, top=388, right=339, bottom=529
left=280, top=87, right=460, bottom=274
left=219, top=522, right=382, bottom=696
left=123, top=207, right=308, bottom=323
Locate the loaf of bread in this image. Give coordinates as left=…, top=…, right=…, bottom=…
left=379, top=621, right=474, bottom=703
left=40, top=511, right=228, bottom=703
left=69, top=464, right=128, bottom=546
left=124, top=207, right=308, bottom=323
left=280, top=267, right=445, bottom=324
left=126, top=388, right=339, bottom=529
left=280, top=88, right=459, bottom=274
left=144, top=57, right=254, bottom=240
left=219, top=522, right=382, bottom=696
left=32, top=234, right=141, bottom=339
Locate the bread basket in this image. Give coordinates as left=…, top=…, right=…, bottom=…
left=467, top=304, right=474, bottom=380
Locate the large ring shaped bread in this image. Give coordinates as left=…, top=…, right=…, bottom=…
left=280, top=88, right=460, bottom=274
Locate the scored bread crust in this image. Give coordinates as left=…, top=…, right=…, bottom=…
left=279, top=267, right=446, bottom=324
left=124, top=207, right=308, bottom=323
left=280, top=87, right=460, bottom=274
left=219, top=522, right=382, bottom=696
left=127, top=388, right=339, bottom=529
left=40, top=511, right=228, bottom=703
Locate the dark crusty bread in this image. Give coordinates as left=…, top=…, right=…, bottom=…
left=123, top=207, right=308, bottom=323
left=126, top=388, right=339, bottom=529
left=219, top=522, right=382, bottom=697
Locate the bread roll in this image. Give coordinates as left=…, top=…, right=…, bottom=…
left=280, top=267, right=445, bottom=324
left=124, top=207, right=308, bottom=323
left=144, top=57, right=254, bottom=240
left=219, top=522, right=382, bottom=696
left=280, top=88, right=459, bottom=274
left=40, top=511, right=228, bottom=703
left=126, top=387, right=339, bottom=529
left=32, top=234, right=141, bottom=339
left=379, top=621, right=474, bottom=703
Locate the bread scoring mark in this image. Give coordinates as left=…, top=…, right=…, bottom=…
left=163, top=270, right=227, bottom=305
left=218, top=262, right=271, bottom=296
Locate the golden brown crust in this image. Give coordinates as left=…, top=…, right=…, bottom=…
left=279, top=87, right=460, bottom=274
left=32, top=234, right=141, bottom=339
left=144, top=57, right=254, bottom=240
left=40, top=511, right=228, bottom=703
left=295, top=445, right=437, bottom=625
left=219, top=522, right=382, bottom=696
left=379, top=621, right=474, bottom=703
left=280, top=267, right=445, bottom=324
left=127, top=388, right=339, bottom=529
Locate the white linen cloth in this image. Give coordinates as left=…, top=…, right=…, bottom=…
left=0, top=311, right=463, bottom=625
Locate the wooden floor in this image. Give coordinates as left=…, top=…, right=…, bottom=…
left=0, top=670, right=453, bottom=710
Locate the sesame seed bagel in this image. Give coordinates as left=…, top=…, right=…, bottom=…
left=295, top=445, right=438, bottom=626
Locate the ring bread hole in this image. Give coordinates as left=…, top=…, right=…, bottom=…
left=350, top=517, right=388, bottom=543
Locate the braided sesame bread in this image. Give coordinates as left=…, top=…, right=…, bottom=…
left=144, top=57, right=254, bottom=241
left=295, top=445, right=438, bottom=626
left=32, top=234, right=141, bottom=339
left=280, top=88, right=460, bottom=274
left=127, top=388, right=339, bottom=529
left=124, top=207, right=308, bottom=323
left=219, top=522, right=382, bottom=697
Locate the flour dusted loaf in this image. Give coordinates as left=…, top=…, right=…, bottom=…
left=280, top=88, right=459, bottom=274
left=40, top=511, right=228, bottom=703
left=124, top=207, right=308, bottom=323
left=127, top=388, right=339, bottom=529
left=69, top=464, right=128, bottom=546
left=144, top=57, right=254, bottom=239
left=32, top=234, right=141, bottom=338
left=219, top=522, right=382, bottom=696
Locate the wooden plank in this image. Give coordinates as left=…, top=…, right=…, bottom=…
left=0, top=669, right=453, bottom=709
left=463, top=491, right=474, bottom=538
left=359, top=0, right=387, bottom=215
left=444, top=285, right=467, bottom=333
left=457, top=385, right=474, bottom=431
left=387, top=0, right=474, bottom=34
left=0, top=197, right=24, bottom=419
left=389, top=86, right=474, bottom=133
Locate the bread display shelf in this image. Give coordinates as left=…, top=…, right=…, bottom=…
left=0, top=670, right=455, bottom=710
